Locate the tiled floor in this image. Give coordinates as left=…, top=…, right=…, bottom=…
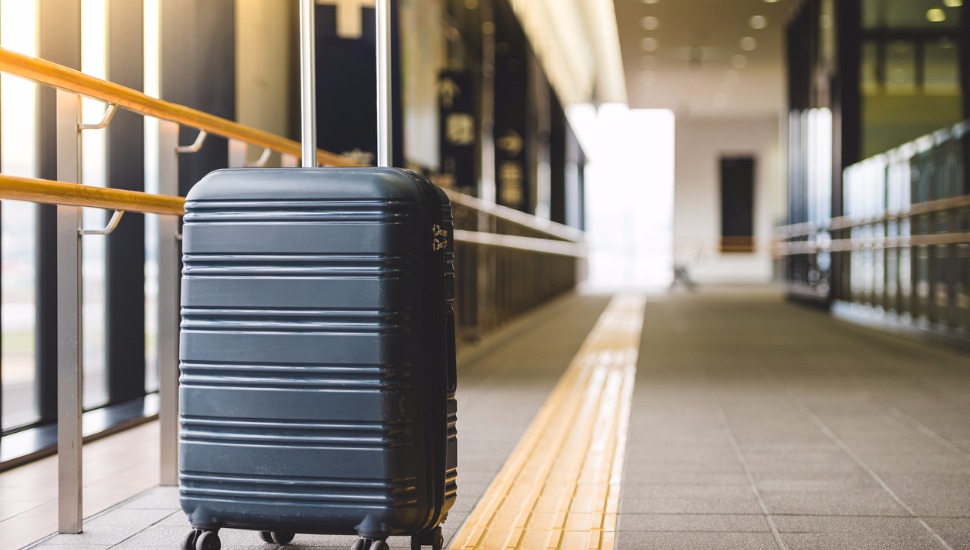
left=12, top=289, right=970, bottom=549
left=620, top=289, right=970, bottom=550
left=20, top=293, right=611, bottom=549
left=0, top=422, right=160, bottom=550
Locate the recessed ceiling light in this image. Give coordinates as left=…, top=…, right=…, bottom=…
left=732, top=54, right=748, bottom=69
left=750, top=15, right=767, bottom=29
left=763, top=0, right=779, bottom=3
left=926, top=8, right=946, bottom=22
left=642, top=0, right=659, bottom=4
left=741, top=36, right=757, bottom=51
left=642, top=16, right=659, bottom=30
left=943, top=0, right=962, bottom=7
left=642, top=37, right=659, bottom=52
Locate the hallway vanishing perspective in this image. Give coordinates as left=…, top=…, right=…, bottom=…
left=0, top=0, right=968, bottom=548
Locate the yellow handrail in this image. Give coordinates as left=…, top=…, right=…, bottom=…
left=0, top=48, right=360, bottom=168
left=0, top=174, right=592, bottom=258
left=0, top=174, right=185, bottom=216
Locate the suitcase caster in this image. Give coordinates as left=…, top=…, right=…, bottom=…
left=351, top=537, right=389, bottom=550
left=259, top=531, right=296, bottom=545
left=182, top=529, right=221, bottom=550
left=410, top=526, right=444, bottom=550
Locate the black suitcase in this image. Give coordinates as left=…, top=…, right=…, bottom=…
left=178, top=3, right=457, bottom=550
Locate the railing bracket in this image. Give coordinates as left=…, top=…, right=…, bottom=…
left=176, top=130, right=208, bottom=154
left=80, top=210, right=125, bottom=236
left=245, top=147, right=272, bottom=168
left=78, top=103, right=118, bottom=131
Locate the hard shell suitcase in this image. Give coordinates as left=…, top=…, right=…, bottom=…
left=178, top=3, right=457, bottom=550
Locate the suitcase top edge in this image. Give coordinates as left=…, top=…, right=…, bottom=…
left=186, top=167, right=430, bottom=204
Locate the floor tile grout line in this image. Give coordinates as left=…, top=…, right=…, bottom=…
left=880, top=402, right=970, bottom=461
left=700, top=369, right=788, bottom=550
left=106, top=510, right=184, bottom=549
left=760, top=369, right=955, bottom=550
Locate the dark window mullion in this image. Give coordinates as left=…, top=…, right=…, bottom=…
left=36, top=0, right=82, bottom=426
left=105, top=0, right=147, bottom=405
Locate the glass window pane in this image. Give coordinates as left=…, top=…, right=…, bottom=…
left=1, top=0, right=39, bottom=431
left=81, top=0, right=109, bottom=411
left=886, top=41, right=915, bottom=94
left=924, top=38, right=960, bottom=95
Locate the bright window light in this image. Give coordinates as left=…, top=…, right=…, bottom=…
left=569, top=104, right=675, bottom=290
left=0, top=0, right=39, bottom=429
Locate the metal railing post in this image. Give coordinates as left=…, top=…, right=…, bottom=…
left=157, top=120, right=180, bottom=486
left=56, top=89, right=83, bottom=534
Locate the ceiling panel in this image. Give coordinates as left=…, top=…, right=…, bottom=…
left=613, top=0, right=794, bottom=117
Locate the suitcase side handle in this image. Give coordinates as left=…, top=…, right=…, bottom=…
left=298, top=0, right=393, bottom=168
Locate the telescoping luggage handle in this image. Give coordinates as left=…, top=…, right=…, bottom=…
left=299, top=0, right=393, bottom=168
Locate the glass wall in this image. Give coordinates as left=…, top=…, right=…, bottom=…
left=784, top=0, right=967, bottom=306
left=860, top=0, right=964, bottom=158
left=842, top=121, right=969, bottom=328
left=0, top=0, right=40, bottom=431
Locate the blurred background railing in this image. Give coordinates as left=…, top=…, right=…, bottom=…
left=776, top=120, right=970, bottom=336
left=447, top=190, right=585, bottom=338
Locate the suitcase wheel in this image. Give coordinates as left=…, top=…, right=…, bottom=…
left=182, top=529, right=220, bottom=550
left=411, top=526, right=444, bottom=550
left=351, top=538, right=388, bottom=550
left=259, top=531, right=296, bottom=545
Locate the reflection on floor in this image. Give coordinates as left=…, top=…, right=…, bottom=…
left=0, top=422, right=159, bottom=550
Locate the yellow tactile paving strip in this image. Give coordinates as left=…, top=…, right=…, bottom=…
left=450, top=294, right=645, bottom=550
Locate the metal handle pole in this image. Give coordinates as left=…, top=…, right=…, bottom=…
left=299, top=0, right=317, bottom=168
left=376, top=0, right=392, bottom=167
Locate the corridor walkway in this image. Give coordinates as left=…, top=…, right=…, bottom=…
left=18, top=289, right=970, bottom=549
left=621, top=289, right=970, bottom=549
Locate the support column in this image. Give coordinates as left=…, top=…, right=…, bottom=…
left=157, top=121, right=180, bottom=487
left=55, top=90, right=83, bottom=534
left=492, top=0, right=529, bottom=212
left=549, top=91, right=566, bottom=225
left=832, top=0, right=862, bottom=304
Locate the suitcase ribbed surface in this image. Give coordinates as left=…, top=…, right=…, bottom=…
left=178, top=169, right=454, bottom=536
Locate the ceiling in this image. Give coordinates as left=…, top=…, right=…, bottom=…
left=613, top=0, right=795, bottom=118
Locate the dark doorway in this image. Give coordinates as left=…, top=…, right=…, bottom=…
left=720, top=156, right=756, bottom=253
